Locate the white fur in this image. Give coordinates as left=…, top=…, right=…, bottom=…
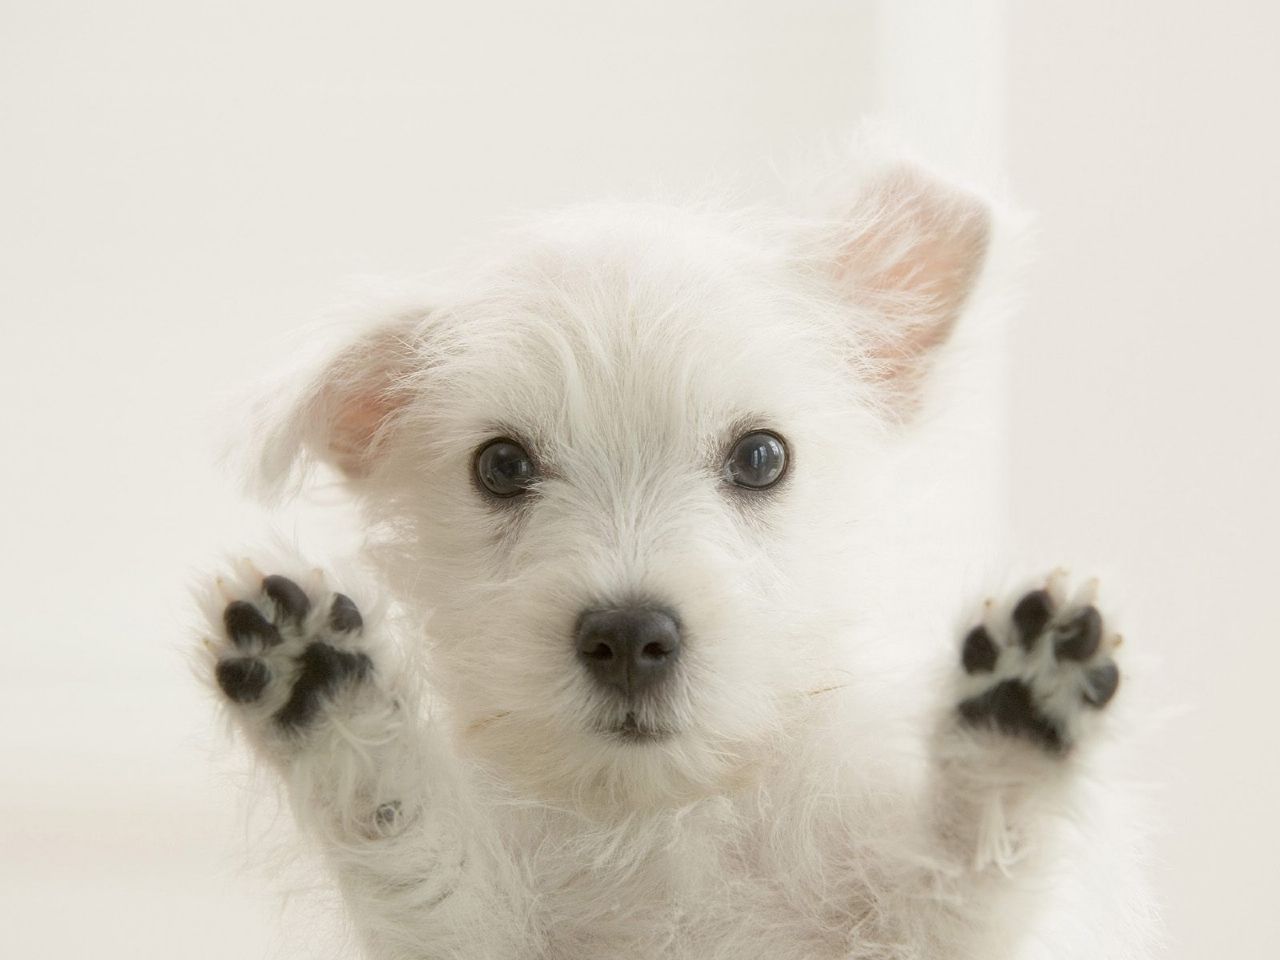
left=199, top=150, right=1156, bottom=959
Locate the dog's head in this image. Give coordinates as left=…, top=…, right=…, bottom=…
left=261, top=163, right=991, bottom=804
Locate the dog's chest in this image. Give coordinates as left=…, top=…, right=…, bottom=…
left=512, top=811, right=856, bottom=960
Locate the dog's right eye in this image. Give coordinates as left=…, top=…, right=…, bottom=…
left=724, top=430, right=788, bottom=490
left=474, top=439, right=536, bottom=498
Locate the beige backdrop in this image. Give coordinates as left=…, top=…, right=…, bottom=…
left=1, top=2, right=1275, bottom=957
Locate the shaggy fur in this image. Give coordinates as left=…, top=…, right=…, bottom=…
left=198, top=151, right=1156, bottom=959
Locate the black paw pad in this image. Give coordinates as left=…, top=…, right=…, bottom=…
left=1083, top=662, right=1121, bottom=708
left=959, top=679, right=1064, bottom=752
left=224, top=601, right=281, bottom=649
left=263, top=575, right=311, bottom=625
left=216, top=657, right=272, bottom=703
left=1055, top=606, right=1102, bottom=662
left=1011, top=589, right=1054, bottom=650
left=274, top=642, right=373, bottom=729
left=329, top=593, right=363, bottom=634
left=961, top=626, right=999, bottom=674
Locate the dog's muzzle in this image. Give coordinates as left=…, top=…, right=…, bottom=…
left=574, top=605, right=681, bottom=699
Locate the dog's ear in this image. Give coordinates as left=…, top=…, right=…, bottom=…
left=818, top=163, right=991, bottom=406
left=254, top=310, right=427, bottom=497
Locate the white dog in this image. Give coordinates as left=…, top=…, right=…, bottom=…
left=199, top=153, right=1155, bottom=959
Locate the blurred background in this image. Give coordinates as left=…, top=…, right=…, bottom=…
left=2, top=1, right=1276, bottom=956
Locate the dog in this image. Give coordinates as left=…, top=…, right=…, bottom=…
left=198, top=151, right=1156, bottom=959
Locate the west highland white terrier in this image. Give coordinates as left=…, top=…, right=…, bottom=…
left=198, top=153, right=1155, bottom=959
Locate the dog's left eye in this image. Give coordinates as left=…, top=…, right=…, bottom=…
left=475, top=438, right=536, bottom=497
left=724, top=431, right=788, bottom=490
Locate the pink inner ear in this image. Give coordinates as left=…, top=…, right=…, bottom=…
left=834, top=168, right=991, bottom=389
left=328, top=388, right=401, bottom=478
left=306, top=322, right=422, bottom=480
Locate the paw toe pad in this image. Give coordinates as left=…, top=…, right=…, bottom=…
left=224, top=601, right=281, bottom=649
left=1012, top=589, right=1053, bottom=650
left=328, top=593, right=363, bottom=633
left=1054, top=606, right=1102, bottom=662
left=263, top=574, right=312, bottom=624
left=216, top=657, right=272, bottom=703
left=1083, top=661, right=1120, bottom=708
left=962, top=626, right=999, bottom=675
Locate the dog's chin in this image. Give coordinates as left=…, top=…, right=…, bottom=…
left=605, top=711, right=678, bottom=745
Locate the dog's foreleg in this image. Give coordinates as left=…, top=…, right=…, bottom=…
left=199, top=563, right=522, bottom=960
left=918, top=573, right=1123, bottom=956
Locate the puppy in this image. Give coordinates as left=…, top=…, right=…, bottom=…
left=199, top=155, right=1155, bottom=959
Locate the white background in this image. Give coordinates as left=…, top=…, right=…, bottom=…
left=2, top=2, right=1276, bottom=957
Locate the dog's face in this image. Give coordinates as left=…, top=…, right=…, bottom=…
left=269, top=166, right=990, bottom=803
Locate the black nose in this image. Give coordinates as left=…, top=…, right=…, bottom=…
left=575, top=606, right=681, bottom=696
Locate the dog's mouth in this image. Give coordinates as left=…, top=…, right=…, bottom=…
left=609, top=711, right=675, bottom=744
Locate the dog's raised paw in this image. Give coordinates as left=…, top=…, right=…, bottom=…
left=208, top=571, right=374, bottom=733
left=956, top=574, right=1121, bottom=754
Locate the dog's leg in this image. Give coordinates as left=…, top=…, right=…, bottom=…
left=199, top=562, right=521, bottom=960
left=919, top=572, right=1124, bottom=957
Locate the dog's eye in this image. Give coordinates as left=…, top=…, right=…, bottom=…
left=724, top=431, right=788, bottom=490
left=475, top=439, right=536, bottom=498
